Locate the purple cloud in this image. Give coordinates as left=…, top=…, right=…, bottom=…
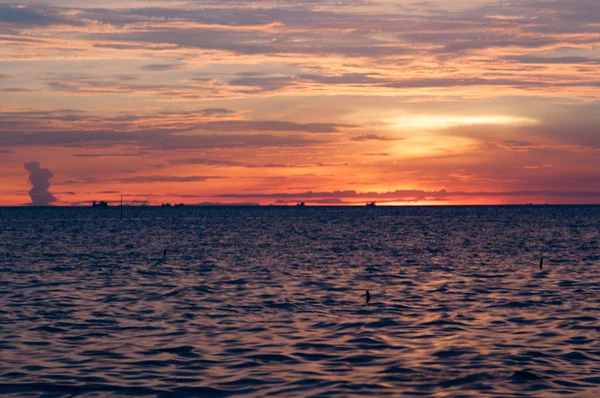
left=24, top=161, right=57, bottom=206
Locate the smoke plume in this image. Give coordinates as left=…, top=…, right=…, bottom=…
left=24, top=161, right=56, bottom=206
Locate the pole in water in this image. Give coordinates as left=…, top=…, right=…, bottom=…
left=365, top=290, right=371, bottom=304
left=540, top=256, right=544, bottom=270
left=163, top=249, right=167, bottom=257
left=120, top=194, right=123, bottom=219
left=133, top=189, right=154, bottom=218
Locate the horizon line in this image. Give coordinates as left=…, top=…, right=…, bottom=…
left=3, top=204, right=600, bottom=208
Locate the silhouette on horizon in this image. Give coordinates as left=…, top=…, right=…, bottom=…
left=365, top=290, right=371, bottom=304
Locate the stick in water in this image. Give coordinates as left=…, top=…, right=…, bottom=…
left=133, top=189, right=154, bottom=218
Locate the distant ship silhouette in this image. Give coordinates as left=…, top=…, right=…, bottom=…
left=162, top=203, right=172, bottom=207
left=92, top=200, right=109, bottom=207
left=297, top=201, right=305, bottom=207
left=366, top=201, right=376, bottom=207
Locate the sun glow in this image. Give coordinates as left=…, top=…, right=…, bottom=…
left=389, top=115, right=539, bottom=130
left=388, top=135, right=481, bottom=157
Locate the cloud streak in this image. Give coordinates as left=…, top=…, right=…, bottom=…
left=218, top=189, right=600, bottom=203
left=0, top=110, right=342, bottom=149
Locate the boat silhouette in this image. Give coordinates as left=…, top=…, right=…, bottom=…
left=297, top=202, right=305, bottom=207
left=92, top=200, right=109, bottom=207
left=366, top=201, right=376, bottom=207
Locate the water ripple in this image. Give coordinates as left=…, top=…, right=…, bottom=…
left=1, top=206, right=599, bottom=397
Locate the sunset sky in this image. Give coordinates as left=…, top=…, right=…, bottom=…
left=1, top=0, right=599, bottom=206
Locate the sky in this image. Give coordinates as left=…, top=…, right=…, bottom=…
left=0, top=0, right=599, bottom=206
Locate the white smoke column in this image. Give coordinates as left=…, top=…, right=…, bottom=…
left=24, top=161, right=56, bottom=206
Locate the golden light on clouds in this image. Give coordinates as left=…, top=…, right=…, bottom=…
left=388, top=115, right=539, bottom=130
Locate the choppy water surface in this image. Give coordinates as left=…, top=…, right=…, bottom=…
left=1, top=206, right=599, bottom=397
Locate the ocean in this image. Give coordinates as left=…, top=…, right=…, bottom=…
left=1, top=206, right=599, bottom=397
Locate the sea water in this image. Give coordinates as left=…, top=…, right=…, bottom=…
left=0, top=206, right=599, bottom=397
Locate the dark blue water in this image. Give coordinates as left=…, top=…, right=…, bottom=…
left=1, top=206, right=599, bottom=397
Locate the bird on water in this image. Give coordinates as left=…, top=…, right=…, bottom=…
left=365, top=290, right=371, bottom=304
